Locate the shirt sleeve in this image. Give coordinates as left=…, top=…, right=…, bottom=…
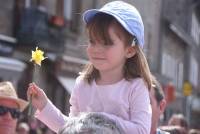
left=35, top=100, right=68, bottom=133
left=69, top=76, right=82, bottom=117
left=35, top=76, right=82, bottom=133
left=101, top=79, right=152, bottom=134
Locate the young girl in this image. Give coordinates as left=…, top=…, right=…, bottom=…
left=27, top=1, right=152, bottom=133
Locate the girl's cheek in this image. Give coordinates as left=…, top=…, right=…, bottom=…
left=86, top=47, right=90, bottom=53
left=86, top=47, right=92, bottom=57
left=87, top=45, right=94, bottom=52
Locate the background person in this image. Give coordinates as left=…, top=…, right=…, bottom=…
left=168, top=113, right=188, bottom=132
left=159, top=125, right=187, bottom=134
left=150, top=77, right=169, bottom=134
left=0, top=81, right=28, bottom=134
left=189, top=129, right=200, bottom=134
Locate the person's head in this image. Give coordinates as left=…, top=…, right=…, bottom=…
left=17, top=122, right=30, bottom=134
left=150, top=77, right=166, bottom=134
left=0, top=81, right=28, bottom=134
left=189, top=129, right=200, bottom=134
left=58, top=112, right=123, bottom=134
left=168, top=114, right=188, bottom=130
left=82, top=1, right=152, bottom=89
left=159, top=125, right=187, bottom=134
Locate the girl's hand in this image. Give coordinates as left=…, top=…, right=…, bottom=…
left=27, top=83, right=48, bottom=111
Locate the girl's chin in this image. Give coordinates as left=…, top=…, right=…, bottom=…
left=93, top=66, right=110, bottom=72
left=93, top=65, right=104, bottom=70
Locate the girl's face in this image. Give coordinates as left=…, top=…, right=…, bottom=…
left=87, top=24, right=134, bottom=73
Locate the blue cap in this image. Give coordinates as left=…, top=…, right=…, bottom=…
left=83, top=1, right=144, bottom=48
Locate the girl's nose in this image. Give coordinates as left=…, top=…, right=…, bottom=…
left=93, top=44, right=105, bottom=52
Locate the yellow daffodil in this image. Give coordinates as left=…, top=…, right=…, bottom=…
left=28, top=47, right=47, bottom=117
left=30, top=47, right=47, bottom=66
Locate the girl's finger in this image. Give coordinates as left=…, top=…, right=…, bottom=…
left=31, top=83, right=42, bottom=92
left=27, top=85, right=38, bottom=98
left=32, top=83, right=45, bottom=95
left=28, top=86, right=36, bottom=94
left=27, top=88, right=32, bottom=100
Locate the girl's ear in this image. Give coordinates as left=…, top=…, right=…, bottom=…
left=126, top=46, right=136, bottom=58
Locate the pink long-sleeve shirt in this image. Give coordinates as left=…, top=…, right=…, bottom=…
left=36, top=77, right=152, bottom=134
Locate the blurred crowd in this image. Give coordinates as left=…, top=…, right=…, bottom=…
left=150, top=77, right=200, bottom=134
left=1, top=79, right=200, bottom=134
left=158, top=113, right=200, bottom=134
left=15, top=111, right=200, bottom=134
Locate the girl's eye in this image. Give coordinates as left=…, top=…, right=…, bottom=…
left=104, top=41, right=114, bottom=46
left=88, top=39, right=95, bottom=46
left=87, top=39, right=114, bottom=48
left=89, top=39, right=93, bottom=44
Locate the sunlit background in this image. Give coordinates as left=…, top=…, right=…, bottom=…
left=0, top=0, right=199, bottom=133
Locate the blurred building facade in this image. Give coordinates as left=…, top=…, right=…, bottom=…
left=125, top=0, right=200, bottom=128
left=0, top=0, right=199, bottom=128
left=159, top=0, right=200, bottom=128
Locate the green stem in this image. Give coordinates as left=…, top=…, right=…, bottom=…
left=28, top=94, right=33, bottom=117
left=28, top=64, right=36, bottom=118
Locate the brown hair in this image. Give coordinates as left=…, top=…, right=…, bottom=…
left=81, top=13, right=152, bottom=90
left=152, top=77, right=165, bottom=105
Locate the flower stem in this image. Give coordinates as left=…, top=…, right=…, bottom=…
left=28, top=94, right=33, bottom=117
left=28, top=64, right=37, bottom=118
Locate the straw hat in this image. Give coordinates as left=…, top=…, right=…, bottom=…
left=0, top=81, right=28, bottom=111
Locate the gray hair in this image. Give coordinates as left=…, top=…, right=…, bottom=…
left=58, top=112, right=123, bottom=134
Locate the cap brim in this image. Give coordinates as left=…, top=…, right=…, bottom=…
left=83, top=9, right=135, bottom=40
left=83, top=9, right=100, bottom=23
left=0, top=96, right=28, bottom=111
